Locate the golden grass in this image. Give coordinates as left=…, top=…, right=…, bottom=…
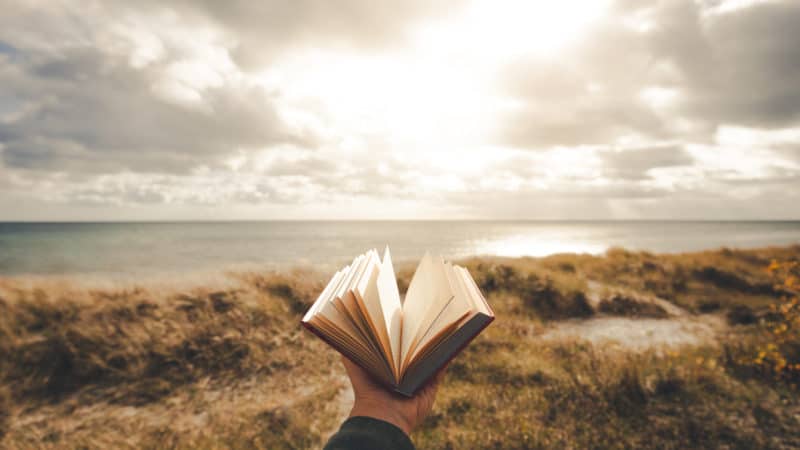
left=0, top=246, right=798, bottom=449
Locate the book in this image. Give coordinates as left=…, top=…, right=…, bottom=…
left=301, top=247, right=494, bottom=396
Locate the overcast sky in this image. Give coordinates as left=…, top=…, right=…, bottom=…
left=1, top=0, right=799, bottom=220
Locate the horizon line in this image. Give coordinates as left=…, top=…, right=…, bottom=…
left=1, top=219, right=800, bottom=224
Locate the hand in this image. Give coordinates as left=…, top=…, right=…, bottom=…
left=341, top=356, right=445, bottom=435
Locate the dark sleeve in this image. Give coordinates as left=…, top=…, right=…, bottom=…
left=323, top=416, right=415, bottom=450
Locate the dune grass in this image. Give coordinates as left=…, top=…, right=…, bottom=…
left=0, top=246, right=799, bottom=449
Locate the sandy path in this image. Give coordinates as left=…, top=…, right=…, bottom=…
left=539, top=314, right=727, bottom=351
left=534, top=280, right=728, bottom=351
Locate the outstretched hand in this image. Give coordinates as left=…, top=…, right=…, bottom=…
left=342, top=356, right=445, bottom=435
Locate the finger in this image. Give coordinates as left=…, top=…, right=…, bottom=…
left=340, top=355, right=355, bottom=371
left=416, top=364, right=449, bottom=400
left=430, top=362, right=449, bottom=386
left=419, top=370, right=447, bottom=397
left=342, top=356, right=374, bottom=377
left=340, top=356, right=364, bottom=380
left=341, top=355, right=385, bottom=393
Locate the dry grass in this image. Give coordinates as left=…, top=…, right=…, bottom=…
left=0, top=246, right=799, bottom=449
left=0, top=270, right=347, bottom=449
left=413, top=317, right=799, bottom=449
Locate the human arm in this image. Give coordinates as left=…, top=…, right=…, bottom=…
left=322, top=357, right=445, bottom=450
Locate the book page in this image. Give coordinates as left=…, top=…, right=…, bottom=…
left=338, top=250, right=381, bottom=340
left=309, top=313, right=393, bottom=383
left=457, top=266, right=494, bottom=316
left=315, top=298, right=364, bottom=345
left=399, top=253, right=455, bottom=371
left=309, top=259, right=396, bottom=382
left=324, top=254, right=375, bottom=342
left=408, top=263, right=471, bottom=362
left=376, top=246, right=402, bottom=371
left=302, top=268, right=344, bottom=322
left=356, top=264, right=398, bottom=379
left=356, top=249, right=381, bottom=294
left=334, top=253, right=367, bottom=299
left=337, top=291, right=374, bottom=344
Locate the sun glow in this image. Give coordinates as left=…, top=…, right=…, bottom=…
left=266, top=50, right=490, bottom=145
left=256, top=0, right=610, bottom=173
left=479, top=234, right=608, bottom=257
left=417, top=0, right=611, bottom=60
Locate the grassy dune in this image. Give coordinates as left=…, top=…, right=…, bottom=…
left=1, top=246, right=799, bottom=449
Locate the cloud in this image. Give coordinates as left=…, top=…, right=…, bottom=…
left=0, top=0, right=463, bottom=179
left=171, top=0, right=467, bottom=68
left=598, top=144, right=695, bottom=180
left=659, top=0, right=800, bottom=128
left=498, top=0, right=800, bottom=148
left=0, top=0, right=798, bottom=219
left=773, top=143, right=800, bottom=163
left=499, top=19, right=671, bottom=148
left=0, top=43, right=308, bottom=176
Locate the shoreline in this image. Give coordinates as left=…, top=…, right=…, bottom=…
left=1, top=242, right=798, bottom=282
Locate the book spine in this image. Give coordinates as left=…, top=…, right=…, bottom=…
left=396, top=314, right=495, bottom=397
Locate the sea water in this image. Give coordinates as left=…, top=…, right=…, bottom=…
left=0, top=221, right=798, bottom=277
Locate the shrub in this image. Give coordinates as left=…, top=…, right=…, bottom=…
left=250, top=406, right=320, bottom=450
left=749, top=260, right=800, bottom=384
left=597, top=294, right=668, bottom=318
left=243, top=272, right=320, bottom=315
left=557, top=262, right=576, bottom=273
left=697, top=299, right=722, bottom=313
left=693, top=266, right=779, bottom=297
left=0, top=385, right=9, bottom=439
left=606, top=368, right=648, bottom=417
left=470, top=264, right=593, bottom=320
left=726, top=304, right=757, bottom=326
left=726, top=260, right=800, bottom=387
left=518, top=275, right=593, bottom=320
left=472, top=263, right=519, bottom=293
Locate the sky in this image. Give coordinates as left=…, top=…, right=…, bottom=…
left=0, top=0, right=799, bottom=220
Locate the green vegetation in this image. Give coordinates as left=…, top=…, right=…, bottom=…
left=1, top=246, right=799, bottom=449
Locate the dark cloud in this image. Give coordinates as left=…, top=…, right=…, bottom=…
left=704, top=166, right=800, bottom=187
left=0, top=45, right=305, bottom=176
left=0, top=41, right=16, bottom=57
left=500, top=0, right=800, bottom=148
left=263, top=155, right=340, bottom=177
left=499, top=8, right=676, bottom=148
left=599, top=145, right=695, bottom=180
left=106, top=0, right=467, bottom=69
left=68, top=183, right=168, bottom=205
left=657, top=1, right=800, bottom=128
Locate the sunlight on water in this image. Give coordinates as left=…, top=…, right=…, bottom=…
left=478, top=234, right=608, bottom=257
left=0, top=221, right=798, bottom=276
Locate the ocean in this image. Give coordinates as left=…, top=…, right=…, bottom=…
left=0, top=221, right=798, bottom=277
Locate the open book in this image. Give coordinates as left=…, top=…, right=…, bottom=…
left=301, top=247, right=494, bottom=396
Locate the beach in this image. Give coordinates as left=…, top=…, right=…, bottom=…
left=1, top=244, right=799, bottom=449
